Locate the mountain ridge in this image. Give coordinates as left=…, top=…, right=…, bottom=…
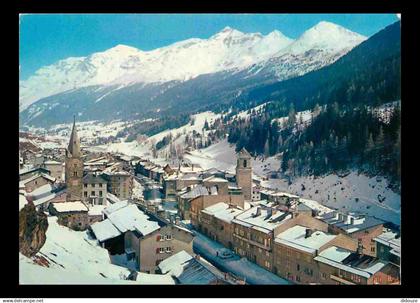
left=20, top=21, right=366, bottom=112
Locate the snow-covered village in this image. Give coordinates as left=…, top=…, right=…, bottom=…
left=19, top=14, right=401, bottom=286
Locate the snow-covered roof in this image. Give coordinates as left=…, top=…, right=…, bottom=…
left=92, top=203, right=163, bottom=242
left=106, top=204, right=161, bottom=237
left=314, top=246, right=387, bottom=279
left=203, top=176, right=228, bottom=183
left=33, top=192, right=58, bottom=207
left=275, top=225, right=336, bottom=254
left=299, top=198, right=334, bottom=216
left=320, top=212, right=384, bottom=234
left=158, top=250, right=224, bottom=284
left=103, top=200, right=129, bottom=216
left=43, top=160, right=62, bottom=165
left=88, top=205, right=107, bottom=217
left=30, top=183, right=53, bottom=198
left=51, top=201, right=89, bottom=213
left=158, top=250, right=193, bottom=276
left=202, top=202, right=244, bottom=224
left=90, top=219, right=122, bottom=242
left=373, top=230, right=401, bottom=256
left=20, top=173, right=56, bottom=185
left=180, top=185, right=209, bottom=199
left=260, top=189, right=299, bottom=199
left=232, top=206, right=292, bottom=234
left=106, top=192, right=124, bottom=205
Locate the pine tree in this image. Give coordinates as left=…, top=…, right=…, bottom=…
left=264, top=139, right=270, bottom=158
left=288, top=103, right=296, bottom=128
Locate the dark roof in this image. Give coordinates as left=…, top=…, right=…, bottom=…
left=176, top=258, right=224, bottom=285
left=342, top=253, right=377, bottom=269
left=181, top=185, right=209, bottom=199
left=83, top=174, right=107, bottom=184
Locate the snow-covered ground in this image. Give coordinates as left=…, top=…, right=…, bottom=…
left=232, top=102, right=270, bottom=120
left=184, top=139, right=237, bottom=172
left=19, top=216, right=175, bottom=284
left=261, top=172, right=400, bottom=225
left=193, top=231, right=291, bottom=285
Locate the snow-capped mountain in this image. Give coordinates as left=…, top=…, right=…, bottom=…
left=19, top=27, right=293, bottom=111
left=19, top=22, right=365, bottom=112
left=279, top=21, right=366, bottom=55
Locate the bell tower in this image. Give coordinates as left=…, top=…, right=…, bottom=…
left=65, top=116, right=84, bottom=201
left=236, top=148, right=252, bottom=201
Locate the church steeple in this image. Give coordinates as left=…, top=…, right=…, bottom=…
left=65, top=115, right=83, bottom=201
left=68, top=115, right=81, bottom=158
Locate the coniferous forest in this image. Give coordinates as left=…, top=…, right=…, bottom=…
left=217, top=21, right=401, bottom=191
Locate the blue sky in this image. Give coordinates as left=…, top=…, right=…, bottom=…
left=19, top=14, right=399, bottom=80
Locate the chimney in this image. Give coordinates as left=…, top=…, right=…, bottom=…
left=195, top=254, right=201, bottom=260
left=343, top=215, right=348, bottom=223
left=305, top=228, right=313, bottom=238
left=357, top=242, right=363, bottom=254
left=265, top=208, right=273, bottom=219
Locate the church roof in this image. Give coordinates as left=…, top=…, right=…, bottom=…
left=67, top=116, right=81, bottom=157
left=238, top=148, right=251, bottom=158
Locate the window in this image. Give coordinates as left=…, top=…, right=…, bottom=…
left=243, top=160, right=247, bottom=167
left=74, top=172, right=77, bottom=177
left=99, top=191, right=103, bottom=197
left=92, top=183, right=96, bottom=188
left=91, top=191, right=95, bottom=196
left=296, top=276, right=301, bottom=282
left=159, top=247, right=165, bottom=254
left=264, top=260, right=270, bottom=268
left=99, top=183, right=103, bottom=187
left=297, top=264, right=300, bottom=271
left=166, top=247, right=172, bottom=253
left=371, top=247, right=375, bottom=253
left=321, top=272, right=327, bottom=279
left=84, top=184, right=87, bottom=188
left=84, top=192, right=87, bottom=198
left=165, top=234, right=172, bottom=241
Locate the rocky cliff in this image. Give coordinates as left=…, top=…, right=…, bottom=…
left=19, top=201, right=49, bottom=257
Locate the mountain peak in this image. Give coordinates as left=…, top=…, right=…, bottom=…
left=284, top=21, right=366, bottom=54
left=304, top=21, right=365, bottom=39
left=265, top=30, right=293, bottom=42
left=107, top=44, right=140, bottom=53
left=212, top=26, right=244, bottom=39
